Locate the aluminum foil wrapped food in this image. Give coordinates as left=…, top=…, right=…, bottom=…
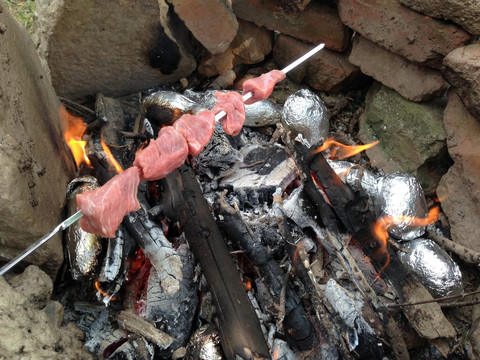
left=183, top=89, right=283, bottom=127
left=143, top=91, right=206, bottom=126
left=375, top=172, right=428, bottom=240
left=398, top=238, right=464, bottom=298
left=66, top=176, right=102, bottom=280
left=282, top=88, right=329, bottom=146
left=327, top=160, right=379, bottom=199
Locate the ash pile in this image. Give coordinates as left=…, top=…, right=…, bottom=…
left=56, top=79, right=478, bottom=360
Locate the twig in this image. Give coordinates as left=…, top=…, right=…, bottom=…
left=239, top=160, right=265, bottom=169
left=387, top=289, right=480, bottom=308
left=427, top=230, right=480, bottom=264
left=59, top=96, right=96, bottom=118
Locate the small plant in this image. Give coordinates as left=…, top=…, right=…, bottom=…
left=2, top=0, right=35, bottom=33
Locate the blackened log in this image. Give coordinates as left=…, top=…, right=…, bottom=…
left=213, top=194, right=316, bottom=351
left=158, top=166, right=271, bottom=360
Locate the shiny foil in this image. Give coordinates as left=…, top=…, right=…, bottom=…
left=375, top=172, right=428, bottom=240
left=282, top=89, right=329, bottom=146
left=327, top=160, right=379, bottom=199
left=398, top=238, right=464, bottom=298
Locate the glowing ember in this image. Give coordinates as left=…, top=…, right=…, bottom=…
left=60, top=105, right=91, bottom=168
left=100, top=134, right=124, bottom=173
left=314, top=137, right=379, bottom=160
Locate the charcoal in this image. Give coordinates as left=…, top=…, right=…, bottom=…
left=282, top=89, right=329, bottom=146
left=145, top=243, right=198, bottom=357
left=375, top=172, right=428, bottom=240
left=397, top=238, right=464, bottom=298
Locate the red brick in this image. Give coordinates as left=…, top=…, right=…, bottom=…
left=273, top=34, right=361, bottom=92
left=169, top=0, right=238, bottom=54
left=232, top=0, right=350, bottom=51
left=349, top=36, right=448, bottom=101
left=338, top=0, right=471, bottom=68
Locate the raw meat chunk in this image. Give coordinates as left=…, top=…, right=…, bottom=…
left=77, top=167, right=141, bottom=238
left=173, top=110, right=216, bottom=155
left=242, top=70, right=286, bottom=105
left=134, top=126, right=189, bottom=180
left=212, top=91, right=245, bottom=136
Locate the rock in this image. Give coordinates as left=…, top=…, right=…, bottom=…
left=443, top=44, right=480, bottom=122
left=0, top=6, right=74, bottom=276
left=168, top=0, right=238, bottom=54
left=0, top=268, right=92, bottom=359
left=273, top=34, right=363, bottom=92
left=398, top=0, right=480, bottom=35
left=358, top=83, right=449, bottom=194
left=443, top=89, right=480, bottom=205
left=337, top=0, right=471, bottom=69
left=232, top=0, right=351, bottom=51
left=9, top=265, right=53, bottom=308
left=198, top=19, right=273, bottom=76
left=33, top=0, right=196, bottom=101
left=437, top=163, right=480, bottom=254
left=349, top=35, right=448, bottom=102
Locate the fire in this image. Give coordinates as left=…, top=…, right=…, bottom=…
left=100, top=134, right=124, bottom=173
left=59, top=105, right=91, bottom=168
left=372, top=206, right=440, bottom=277
left=314, top=137, right=379, bottom=160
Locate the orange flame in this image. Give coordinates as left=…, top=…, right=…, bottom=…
left=100, top=134, right=124, bottom=173
left=94, top=281, right=117, bottom=301
left=59, top=105, right=91, bottom=168
left=314, top=137, right=379, bottom=160
left=372, top=206, right=440, bottom=278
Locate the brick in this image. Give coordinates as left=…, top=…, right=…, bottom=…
left=349, top=35, right=448, bottom=102
left=232, top=0, right=350, bottom=51
left=338, top=0, right=471, bottom=68
left=168, top=0, right=238, bottom=54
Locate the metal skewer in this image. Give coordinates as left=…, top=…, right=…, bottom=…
left=0, top=43, right=325, bottom=276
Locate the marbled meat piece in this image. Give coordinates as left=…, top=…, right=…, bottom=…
left=173, top=110, right=216, bottom=155
left=212, top=91, right=245, bottom=136
left=77, top=167, right=141, bottom=238
left=242, top=70, right=286, bottom=105
left=134, top=126, right=189, bottom=180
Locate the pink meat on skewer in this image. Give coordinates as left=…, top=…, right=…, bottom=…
left=242, top=69, right=286, bottom=105
left=212, top=91, right=245, bottom=136
left=134, top=126, right=189, bottom=180
left=173, top=110, right=216, bottom=155
left=76, top=167, right=141, bottom=238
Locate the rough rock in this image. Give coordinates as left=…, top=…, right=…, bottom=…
left=358, top=83, right=449, bottom=194
left=443, top=89, right=480, bottom=206
left=398, top=0, right=480, bottom=35
left=0, top=5, right=74, bottom=276
left=232, top=0, right=350, bottom=51
left=442, top=44, right=480, bottom=122
left=437, top=163, right=480, bottom=254
left=273, top=34, right=363, bottom=92
left=349, top=35, right=448, bottom=102
left=167, top=0, right=238, bottom=54
left=9, top=265, right=53, bottom=308
left=337, top=0, right=471, bottom=69
left=33, top=0, right=196, bottom=101
left=198, top=20, right=273, bottom=76
left=0, top=266, right=93, bottom=359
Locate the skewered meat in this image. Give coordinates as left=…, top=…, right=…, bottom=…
left=134, top=126, right=189, bottom=180
left=173, top=110, right=216, bottom=155
left=212, top=91, right=245, bottom=136
left=76, top=167, right=141, bottom=238
left=242, top=70, right=286, bottom=105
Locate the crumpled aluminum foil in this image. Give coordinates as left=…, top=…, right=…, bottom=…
left=282, top=89, right=329, bottom=146
left=398, top=238, right=464, bottom=298
left=327, top=160, right=379, bottom=199
left=183, top=89, right=283, bottom=127
left=375, top=172, right=428, bottom=240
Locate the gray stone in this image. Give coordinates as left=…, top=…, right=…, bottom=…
left=33, top=0, right=196, bottom=101
left=358, top=83, right=449, bottom=194
left=399, top=0, right=480, bottom=35
left=0, top=6, right=74, bottom=276
left=9, top=265, right=53, bottom=308
left=443, top=44, right=480, bottom=123
left=349, top=35, right=448, bottom=102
